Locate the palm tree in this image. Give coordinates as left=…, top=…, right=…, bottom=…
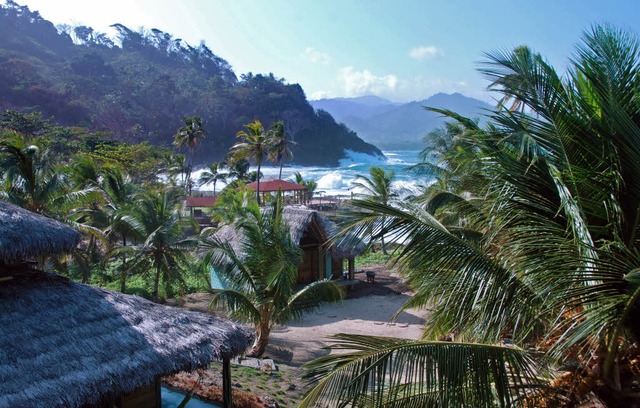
left=224, top=157, right=251, bottom=185
left=302, top=25, right=640, bottom=407
left=111, top=188, right=197, bottom=299
left=100, top=166, right=138, bottom=292
left=209, top=184, right=259, bottom=226
left=0, top=131, right=67, bottom=215
left=173, top=116, right=206, bottom=194
left=230, top=120, right=270, bottom=204
left=267, top=121, right=295, bottom=179
left=291, top=171, right=317, bottom=204
left=198, top=162, right=227, bottom=196
left=352, top=166, right=398, bottom=254
left=200, top=194, right=344, bottom=357
left=411, top=117, right=487, bottom=196
left=164, top=153, right=188, bottom=187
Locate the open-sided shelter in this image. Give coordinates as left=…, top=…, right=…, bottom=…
left=0, top=200, right=251, bottom=408
left=185, top=195, right=217, bottom=227
left=245, top=179, right=307, bottom=204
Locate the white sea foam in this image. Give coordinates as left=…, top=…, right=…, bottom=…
left=188, top=149, right=432, bottom=197
left=338, top=149, right=387, bottom=167
left=317, top=172, right=347, bottom=190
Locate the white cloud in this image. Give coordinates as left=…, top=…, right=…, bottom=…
left=339, top=66, right=398, bottom=97
left=409, top=45, right=444, bottom=61
left=309, top=90, right=334, bottom=100
left=302, top=47, right=332, bottom=65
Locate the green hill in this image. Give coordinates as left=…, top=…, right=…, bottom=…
left=0, top=2, right=382, bottom=166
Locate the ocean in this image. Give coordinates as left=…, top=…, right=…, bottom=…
left=193, top=149, right=431, bottom=197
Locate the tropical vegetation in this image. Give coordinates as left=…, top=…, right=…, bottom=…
left=200, top=194, right=344, bottom=357
left=173, top=115, right=206, bottom=194
left=302, top=24, right=640, bottom=407
left=291, top=171, right=318, bottom=205
left=351, top=166, right=398, bottom=255
left=0, top=113, right=201, bottom=298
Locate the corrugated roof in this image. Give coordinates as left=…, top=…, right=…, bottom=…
left=245, top=179, right=307, bottom=192
left=186, top=196, right=217, bottom=207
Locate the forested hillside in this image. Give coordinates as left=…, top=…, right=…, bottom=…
left=0, top=1, right=382, bottom=166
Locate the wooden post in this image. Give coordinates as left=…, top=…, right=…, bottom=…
left=348, top=257, right=355, bottom=280
left=222, top=356, right=232, bottom=408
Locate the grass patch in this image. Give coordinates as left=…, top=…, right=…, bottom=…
left=353, top=246, right=397, bottom=268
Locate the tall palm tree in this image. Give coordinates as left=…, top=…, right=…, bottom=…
left=267, top=121, right=295, bottom=179
left=303, top=25, right=640, bottom=407
left=230, top=120, right=270, bottom=204
left=352, top=166, right=398, bottom=254
left=200, top=194, right=344, bottom=357
left=198, top=162, right=227, bottom=196
left=0, top=132, right=66, bottom=215
left=173, top=116, right=206, bottom=194
left=100, top=166, right=138, bottom=292
left=111, top=188, right=197, bottom=299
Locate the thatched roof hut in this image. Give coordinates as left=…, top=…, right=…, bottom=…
left=0, top=271, right=251, bottom=407
left=0, top=200, right=251, bottom=407
left=0, top=200, right=81, bottom=262
left=214, top=206, right=364, bottom=284
left=216, top=205, right=363, bottom=260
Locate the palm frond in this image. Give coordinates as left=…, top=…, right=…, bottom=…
left=301, top=334, right=544, bottom=408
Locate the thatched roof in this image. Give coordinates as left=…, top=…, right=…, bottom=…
left=246, top=179, right=307, bottom=192
left=0, top=271, right=252, bottom=407
left=215, top=205, right=364, bottom=260
left=0, top=200, right=81, bottom=262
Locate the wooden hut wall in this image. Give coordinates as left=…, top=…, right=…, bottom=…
left=119, top=378, right=160, bottom=408
left=331, top=257, right=343, bottom=279
left=298, top=246, right=318, bottom=284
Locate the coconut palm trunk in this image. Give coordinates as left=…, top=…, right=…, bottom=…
left=153, top=261, right=162, bottom=299
left=256, top=162, right=262, bottom=205
left=120, top=236, right=127, bottom=293
left=248, top=307, right=272, bottom=357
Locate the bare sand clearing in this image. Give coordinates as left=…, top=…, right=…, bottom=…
left=267, top=292, right=428, bottom=365
left=266, top=265, right=430, bottom=365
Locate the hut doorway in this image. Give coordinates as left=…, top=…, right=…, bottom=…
left=298, top=246, right=318, bottom=284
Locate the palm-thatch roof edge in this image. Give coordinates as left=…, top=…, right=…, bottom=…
left=0, top=200, right=81, bottom=261
left=214, top=206, right=365, bottom=260
left=0, top=272, right=252, bottom=408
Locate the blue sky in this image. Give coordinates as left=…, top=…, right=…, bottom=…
left=15, top=0, right=640, bottom=103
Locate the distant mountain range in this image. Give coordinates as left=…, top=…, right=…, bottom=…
left=311, top=93, right=492, bottom=149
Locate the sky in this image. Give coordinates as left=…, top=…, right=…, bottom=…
left=13, top=0, right=640, bottom=103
